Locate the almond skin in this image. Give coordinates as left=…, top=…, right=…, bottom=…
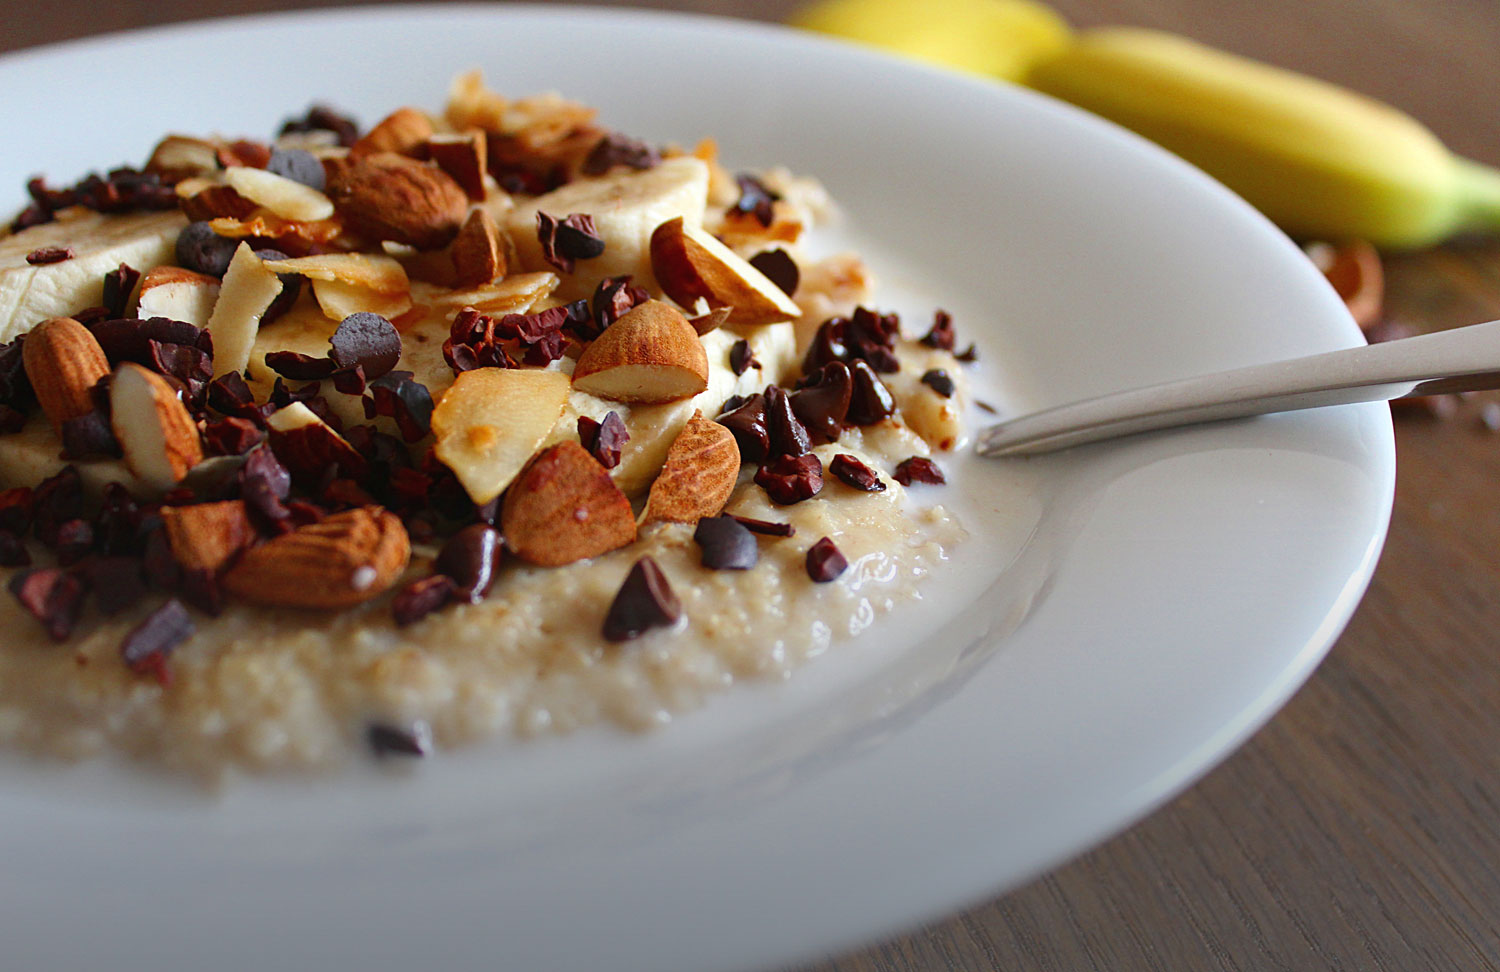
left=449, top=208, right=508, bottom=288
left=649, top=216, right=802, bottom=327
left=21, top=317, right=111, bottom=432
left=427, top=130, right=488, bottom=200
left=571, top=300, right=709, bottom=404
left=351, top=107, right=435, bottom=158
left=642, top=411, right=742, bottom=525
left=162, top=500, right=254, bottom=572
left=327, top=152, right=469, bottom=250
left=501, top=441, right=637, bottom=566
left=223, top=507, right=411, bottom=609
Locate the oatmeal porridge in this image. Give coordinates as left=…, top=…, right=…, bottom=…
left=0, top=73, right=973, bottom=776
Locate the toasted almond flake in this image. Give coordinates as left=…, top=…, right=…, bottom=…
left=261, top=252, right=410, bottom=293
left=224, top=166, right=335, bottom=222
left=310, top=277, right=414, bottom=322
left=206, top=243, right=284, bottom=378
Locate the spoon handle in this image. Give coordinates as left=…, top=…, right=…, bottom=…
left=977, top=319, right=1500, bottom=457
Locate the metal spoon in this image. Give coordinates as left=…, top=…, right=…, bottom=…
left=977, top=319, right=1500, bottom=457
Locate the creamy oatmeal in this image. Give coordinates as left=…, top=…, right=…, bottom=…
left=0, top=75, right=972, bottom=776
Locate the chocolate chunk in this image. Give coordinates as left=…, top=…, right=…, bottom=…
left=392, top=575, right=458, bottom=627
left=602, top=557, right=682, bottom=642
left=26, top=246, right=74, bottom=265
left=845, top=359, right=897, bottom=425
left=805, top=537, right=848, bottom=583
left=790, top=362, right=851, bottom=443
left=367, top=720, right=433, bottom=758
left=582, top=133, right=661, bottom=175
left=764, top=385, right=812, bottom=458
left=8, top=568, right=87, bottom=641
left=829, top=453, right=886, bottom=492
left=754, top=453, right=823, bottom=505
left=435, top=524, right=503, bottom=603
left=748, top=248, right=799, bottom=297
left=693, top=515, right=759, bottom=570
left=536, top=211, right=605, bottom=274
left=729, top=339, right=759, bottom=377
left=733, top=174, right=780, bottom=227
left=893, top=456, right=946, bottom=486
left=717, top=393, right=770, bottom=463
left=920, top=309, right=956, bottom=351
left=329, top=312, right=402, bottom=379
left=920, top=369, right=955, bottom=398
left=577, top=411, right=628, bottom=469
left=727, top=513, right=796, bottom=538
left=802, top=319, right=849, bottom=374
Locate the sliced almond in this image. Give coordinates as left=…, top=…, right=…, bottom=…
left=431, top=368, right=571, bottom=505
left=223, top=166, right=336, bottom=222
left=223, top=507, right=410, bottom=609
left=500, top=441, right=637, bottom=566
left=109, top=362, right=204, bottom=491
left=161, top=500, right=254, bottom=572
left=351, top=107, right=434, bottom=159
left=136, top=266, right=220, bottom=328
left=145, top=135, right=222, bottom=182
left=571, top=300, right=709, bottom=404
left=642, top=411, right=741, bottom=525
left=326, top=152, right=469, bottom=250
left=427, top=130, right=488, bottom=200
left=21, top=317, right=110, bottom=432
left=205, top=242, right=284, bottom=378
left=650, top=216, right=802, bottom=327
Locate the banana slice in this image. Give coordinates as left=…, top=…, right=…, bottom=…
left=504, top=156, right=709, bottom=301
left=0, top=209, right=186, bottom=342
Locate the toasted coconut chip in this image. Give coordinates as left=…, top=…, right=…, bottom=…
left=261, top=253, right=410, bottom=293
left=223, top=166, right=335, bottom=222
left=430, top=271, right=558, bottom=315
left=174, top=176, right=218, bottom=200
left=208, top=243, right=284, bottom=378
left=445, top=70, right=509, bottom=132
left=311, top=277, right=413, bottom=323
left=208, top=214, right=344, bottom=243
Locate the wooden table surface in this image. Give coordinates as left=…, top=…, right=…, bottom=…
left=7, top=1, right=1499, bottom=970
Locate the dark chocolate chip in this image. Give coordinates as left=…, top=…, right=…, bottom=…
left=805, top=537, right=848, bottom=583
left=727, top=513, right=796, bottom=537
left=367, top=720, right=433, bottom=758
left=252, top=248, right=304, bottom=324
left=893, top=456, right=946, bottom=486
left=693, top=515, right=759, bottom=570
left=175, top=221, right=239, bottom=278
left=728, top=339, right=758, bottom=377
left=920, top=369, right=955, bottom=398
left=329, top=312, right=401, bottom=379
left=764, top=385, right=812, bottom=458
left=829, top=453, right=886, bottom=492
left=748, top=248, right=799, bottom=297
left=266, top=148, right=326, bottom=191
left=392, top=575, right=458, bottom=627
left=602, top=557, right=682, bottom=642
left=717, top=393, right=770, bottom=463
left=790, top=362, right=852, bottom=443
left=732, top=173, right=780, bottom=227
left=754, top=452, right=823, bottom=505
left=845, top=359, right=897, bottom=425
left=435, top=524, right=503, bottom=603
left=582, top=133, right=661, bottom=175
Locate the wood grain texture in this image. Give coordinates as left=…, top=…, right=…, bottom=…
left=4, top=2, right=1499, bottom=971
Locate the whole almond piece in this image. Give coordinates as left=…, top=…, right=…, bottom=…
left=642, top=410, right=742, bottom=525
left=109, top=362, right=205, bottom=491
left=162, top=500, right=254, bottom=572
left=501, top=441, right=637, bottom=567
left=649, top=216, right=802, bottom=327
left=223, top=507, right=411, bottom=609
left=327, top=152, right=469, bottom=250
left=22, top=317, right=110, bottom=432
left=352, top=107, right=435, bottom=158
left=426, top=130, right=488, bottom=200
left=450, top=208, right=508, bottom=288
left=571, top=300, right=709, bottom=404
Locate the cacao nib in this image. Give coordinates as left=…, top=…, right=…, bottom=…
left=93, top=483, right=143, bottom=556
left=60, top=410, right=121, bottom=460
left=748, top=248, right=799, bottom=297
left=802, top=318, right=849, bottom=373
left=177, top=568, right=225, bottom=617
left=13, top=167, right=174, bottom=232
left=0, top=487, right=31, bottom=535
left=920, top=369, right=955, bottom=398
left=148, top=339, right=213, bottom=404
left=790, top=362, right=852, bottom=443
left=582, top=132, right=661, bottom=175
left=829, top=453, right=886, bottom=492
left=264, top=350, right=338, bottom=381
left=537, top=211, right=606, bottom=274
left=845, top=359, right=897, bottom=425
left=589, top=275, right=649, bottom=335
left=0, top=405, right=25, bottom=434
left=120, top=599, right=193, bottom=684
left=717, top=393, right=770, bottom=463
left=203, top=416, right=265, bottom=456
left=90, top=316, right=213, bottom=365
left=956, top=343, right=979, bottom=363
left=30, top=466, right=84, bottom=547
left=733, top=174, right=780, bottom=227
left=279, top=104, right=361, bottom=147
left=367, top=721, right=433, bottom=758
left=729, top=339, right=758, bottom=377
left=693, top=515, right=758, bottom=570
left=80, top=556, right=149, bottom=616
left=50, top=518, right=94, bottom=565
left=102, top=263, right=141, bottom=318
left=764, top=385, right=812, bottom=458
left=805, top=537, right=848, bottom=583
left=206, top=372, right=260, bottom=419
left=435, top=524, right=503, bottom=603
left=329, top=312, right=402, bottom=379
left=0, top=335, right=32, bottom=411
left=0, top=530, right=30, bottom=567
left=26, top=246, right=73, bottom=265
left=365, top=371, right=434, bottom=443
left=392, top=575, right=458, bottom=627
left=577, top=411, right=628, bottom=469
left=755, top=453, right=823, bottom=505
left=920, top=309, right=956, bottom=351
left=141, top=527, right=182, bottom=590
left=727, top=514, right=796, bottom=538
left=9, top=568, right=87, bottom=641
left=332, top=367, right=368, bottom=397
left=893, top=456, right=946, bottom=486
left=602, top=557, right=682, bottom=642
left=238, top=445, right=293, bottom=527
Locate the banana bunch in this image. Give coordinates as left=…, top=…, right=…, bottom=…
left=790, top=4, right=1500, bottom=249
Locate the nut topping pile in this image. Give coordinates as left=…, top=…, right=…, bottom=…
left=0, top=73, right=975, bottom=756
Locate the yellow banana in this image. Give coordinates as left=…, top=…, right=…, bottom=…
left=1025, top=27, right=1500, bottom=249
left=789, top=0, right=1071, bottom=82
